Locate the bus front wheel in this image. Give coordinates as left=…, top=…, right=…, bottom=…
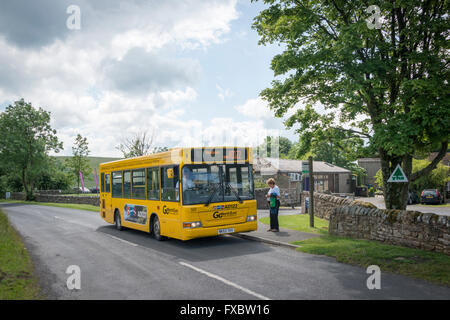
left=152, top=215, right=166, bottom=241
left=114, top=210, right=123, bottom=231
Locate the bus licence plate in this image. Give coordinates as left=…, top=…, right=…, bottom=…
left=218, top=228, right=234, bottom=235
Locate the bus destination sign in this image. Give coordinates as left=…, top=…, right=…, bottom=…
left=191, top=147, right=247, bottom=163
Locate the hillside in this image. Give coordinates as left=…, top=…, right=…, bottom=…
left=54, top=156, right=122, bottom=189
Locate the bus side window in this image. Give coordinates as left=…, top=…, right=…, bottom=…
left=105, top=174, right=111, bottom=193
left=132, top=169, right=145, bottom=199
left=147, top=167, right=160, bottom=200
left=101, top=173, right=105, bottom=193
left=123, top=170, right=131, bottom=199
left=161, top=166, right=179, bottom=202
left=112, top=171, right=122, bottom=198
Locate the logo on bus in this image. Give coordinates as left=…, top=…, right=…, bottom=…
left=213, top=211, right=237, bottom=219
left=163, top=205, right=178, bottom=215
left=213, top=204, right=237, bottom=210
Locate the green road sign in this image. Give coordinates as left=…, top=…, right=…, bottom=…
left=387, top=164, right=408, bottom=183
left=302, top=161, right=309, bottom=174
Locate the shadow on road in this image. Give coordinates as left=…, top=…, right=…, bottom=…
left=96, top=225, right=272, bottom=262
left=0, top=202, right=29, bottom=208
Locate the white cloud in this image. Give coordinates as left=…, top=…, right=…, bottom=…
left=0, top=0, right=293, bottom=159
left=234, top=97, right=273, bottom=119
left=216, top=84, right=234, bottom=101
left=0, top=0, right=242, bottom=157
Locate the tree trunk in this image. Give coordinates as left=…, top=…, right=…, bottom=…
left=22, top=168, right=34, bottom=201
left=380, top=152, right=411, bottom=210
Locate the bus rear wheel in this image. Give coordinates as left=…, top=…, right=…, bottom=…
left=114, top=210, right=123, bottom=231
left=152, top=215, right=166, bottom=241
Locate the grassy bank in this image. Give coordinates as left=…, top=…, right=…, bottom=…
left=417, top=203, right=450, bottom=208
left=259, top=214, right=329, bottom=235
left=0, top=209, right=41, bottom=299
left=260, top=214, right=450, bottom=286
left=0, top=200, right=99, bottom=212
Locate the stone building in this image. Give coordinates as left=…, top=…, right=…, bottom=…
left=357, top=158, right=381, bottom=187
left=253, top=157, right=354, bottom=198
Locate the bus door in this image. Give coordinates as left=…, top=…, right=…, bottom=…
left=101, top=172, right=113, bottom=223
left=160, top=166, right=181, bottom=235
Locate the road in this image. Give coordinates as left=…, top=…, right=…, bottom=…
left=355, top=197, right=450, bottom=216
left=2, top=202, right=449, bottom=300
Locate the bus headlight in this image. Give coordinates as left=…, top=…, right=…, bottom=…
left=246, top=215, right=257, bottom=222
left=183, top=221, right=202, bottom=228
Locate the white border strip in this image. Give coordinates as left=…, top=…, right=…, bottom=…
left=179, top=261, right=270, bottom=300
left=107, top=234, right=139, bottom=247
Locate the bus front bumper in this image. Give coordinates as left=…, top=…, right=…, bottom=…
left=181, top=221, right=257, bottom=241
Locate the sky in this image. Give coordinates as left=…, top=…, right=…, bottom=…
left=0, top=0, right=300, bottom=157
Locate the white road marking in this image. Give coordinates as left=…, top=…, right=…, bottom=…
left=179, top=261, right=270, bottom=300
left=106, top=235, right=139, bottom=247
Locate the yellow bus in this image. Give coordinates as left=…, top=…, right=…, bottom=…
left=99, top=147, right=257, bottom=241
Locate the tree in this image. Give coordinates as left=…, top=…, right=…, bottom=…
left=256, top=136, right=293, bottom=158
left=116, top=130, right=167, bottom=158
left=65, top=134, right=91, bottom=191
left=410, top=160, right=450, bottom=193
left=253, top=0, right=449, bottom=209
left=0, top=99, right=63, bottom=200
left=36, top=157, right=73, bottom=191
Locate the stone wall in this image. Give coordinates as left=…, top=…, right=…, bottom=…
left=255, top=188, right=301, bottom=209
left=300, top=191, right=375, bottom=220
left=255, top=188, right=270, bottom=209
left=329, top=206, right=450, bottom=255
left=13, top=189, right=287, bottom=209
left=10, top=192, right=100, bottom=206
left=10, top=192, right=26, bottom=200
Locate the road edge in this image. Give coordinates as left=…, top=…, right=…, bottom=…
left=231, top=233, right=301, bottom=250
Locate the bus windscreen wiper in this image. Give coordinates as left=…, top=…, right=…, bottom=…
left=205, top=183, right=221, bottom=207
left=226, top=182, right=243, bottom=203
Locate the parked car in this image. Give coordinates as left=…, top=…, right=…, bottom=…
left=91, top=187, right=100, bottom=194
left=407, top=190, right=420, bottom=205
left=420, top=189, right=444, bottom=204
left=73, top=187, right=91, bottom=194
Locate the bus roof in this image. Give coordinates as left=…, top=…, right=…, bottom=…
left=99, top=147, right=252, bottom=171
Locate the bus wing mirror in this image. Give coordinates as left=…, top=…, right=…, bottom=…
left=167, top=168, right=174, bottom=179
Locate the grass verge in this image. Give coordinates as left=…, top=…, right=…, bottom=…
left=261, top=214, right=450, bottom=286
left=293, top=235, right=450, bottom=286
left=0, top=199, right=99, bottom=212
left=0, top=209, right=41, bottom=299
left=259, top=214, right=329, bottom=235
left=417, top=203, right=450, bottom=208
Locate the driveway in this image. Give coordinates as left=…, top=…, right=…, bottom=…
left=355, top=196, right=450, bottom=216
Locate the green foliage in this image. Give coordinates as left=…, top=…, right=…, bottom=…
left=65, top=134, right=91, bottom=190
left=253, top=0, right=449, bottom=209
left=0, top=209, right=41, bottom=299
left=0, top=99, right=62, bottom=200
left=260, top=214, right=329, bottom=235
left=409, top=159, right=450, bottom=192
left=256, top=136, right=293, bottom=158
left=55, top=156, right=120, bottom=189
left=35, top=157, right=73, bottom=191
left=294, top=235, right=450, bottom=286
left=375, top=168, right=384, bottom=189
left=254, top=178, right=268, bottom=188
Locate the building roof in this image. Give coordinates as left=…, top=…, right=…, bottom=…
left=253, top=157, right=351, bottom=174
left=357, top=158, right=381, bottom=163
